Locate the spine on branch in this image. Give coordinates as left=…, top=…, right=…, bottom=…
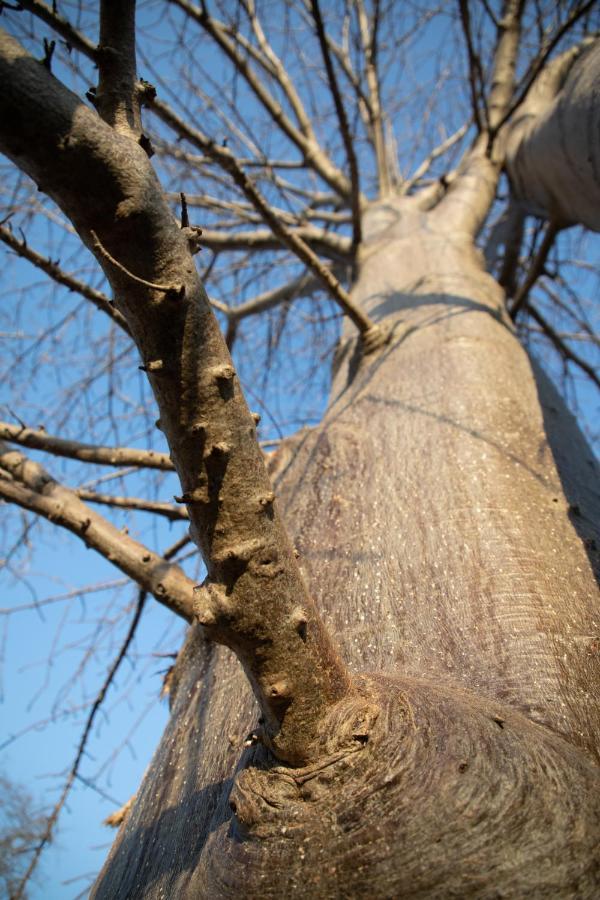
left=0, top=27, right=356, bottom=765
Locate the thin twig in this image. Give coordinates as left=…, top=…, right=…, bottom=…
left=0, top=224, right=130, bottom=334
left=75, top=488, right=189, bottom=521
left=525, top=304, right=600, bottom=390
left=90, top=230, right=184, bottom=295
left=310, top=0, right=362, bottom=252
left=510, top=219, right=560, bottom=320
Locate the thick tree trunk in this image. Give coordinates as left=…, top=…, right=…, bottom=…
left=505, top=39, right=600, bottom=229
left=92, top=199, right=600, bottom=898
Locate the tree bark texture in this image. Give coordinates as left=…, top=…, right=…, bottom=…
left=92, top=198, right=600, bottom=898
left=505, top=39, right=600, bottom=229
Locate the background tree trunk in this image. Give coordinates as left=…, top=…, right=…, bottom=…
left=92, top=198, right=600, bottom=898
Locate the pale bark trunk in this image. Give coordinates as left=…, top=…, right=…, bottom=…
left=505, top=39, right=600, bottom=229
left=92, top=198, right=600, bottom=898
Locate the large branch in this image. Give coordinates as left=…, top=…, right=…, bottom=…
left=96, top=0, right=140, bottom=136
left=504, top=39, right=600, bottom=231
left=432, top=0, right=524, bottom=237
left=354, top=0, right=390, bottom=197
left=0, top=442, right=194, bottom=620
left=0, top=421, right=174, bottom=470
left=0, top=28, right=353, bottom=765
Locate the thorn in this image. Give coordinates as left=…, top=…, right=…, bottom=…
left=142, top=553, right=152, bottom=562
left=155, top=419, right=163, bottom=430
left=214, top=537, right=265, bottom=567
left=165, top=283, right=186, bottom=301
left=180, top=192, right=189, bottom=229
left=243, top=731, right=261, bottom=748
left=251, top=411, right=261, bottom=424
left=211, top=363, right=235, bottom=384
left=183, top=225, right=203, bottom=254
left=85, top=86, right=98, bottom=107
left=290, top=608, right=308, bottom=642
left=41, top=38, right=55, bottom=71
left=138, top=78, right=157, bottom=104
left=259, top=492, right=275, bottom=509
left=268, top=680, right=290, bottom=700
left=139, top=359, right=164, bottom=373
left=174, top=489, right=206, bottom=504
left=206, top=441, right=231, bottom=458
left=139, top=133, right=154, bottom=158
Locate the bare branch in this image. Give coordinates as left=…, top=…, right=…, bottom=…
left=0, top=421, right=174, bottom=471
left=496, top=200, right=526, bottom=296
left=458, top=0, right=489, bottom=132
left=0, top=224, right=130, bottom=334
left=229, top=270, right=333, bottom=323
left=75, top=488, right=188, bottom=521
left=433, top=0, right=524, bottom=236
left=310, top=0, right=362, bottom=251
left=0, top=29, right=354, bottom=763
left=510, top=218, right=560, bottom=320
left=355, top=0, right=390, bottom=197
left=169, top=0, right=351, bottom=198
left=402, top=123, right=469, bottom=194
left=150, top=99, right=379, bottom=339
left=17, top=0, right=97, bottom=57
left=0, top=442, right=194, bottom=620
left=96, top=0, right=141, bottom=137
left=490, top=0, right=597, bottom=140
left=198, top=224, right=351, bottom=261
left=524, top=304, right=600, bottom=390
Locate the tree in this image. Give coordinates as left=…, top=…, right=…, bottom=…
left=0, top=0, right=599, bottom=896
left=0, top=774, right=48, bottom=899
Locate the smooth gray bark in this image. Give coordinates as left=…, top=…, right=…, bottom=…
left=505, top=39, right=600, bottom=229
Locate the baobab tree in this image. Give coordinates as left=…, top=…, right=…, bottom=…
left=0, top=0, right=599, bottom=897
